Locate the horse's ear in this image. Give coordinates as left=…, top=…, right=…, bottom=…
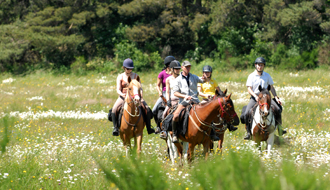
left=223, top=89, right=227, bottom=95
left=128, top=76, right=132, bottom=83
left=267, top=85, right=271, bottom=91
left=226, top=93, right=232, bottom=99
left=136, top=76, right=140, bottom=83
left=258, top=85, right=262, bottom=92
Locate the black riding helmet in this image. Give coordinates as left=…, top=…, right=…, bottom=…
left=203, top=65, right=212, bottom=73
left=254, top=57, right=266, bottom=66
left=170, top=60, right=181, bottom=69
left=164, top=56, right=175, bottom=65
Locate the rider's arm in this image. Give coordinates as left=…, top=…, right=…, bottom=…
left=198, top=84, right=208, bottom=98
left=165, top=78, right=171, bottom=101
left=174, top=92, right=192, bottom=100
left=116, top=74, right=126, bottom=97
left=247, top=86, right=259, bottom=101
left=156, top=77, right=162, bottom=96
left=270, top=85, right=281, bottom=105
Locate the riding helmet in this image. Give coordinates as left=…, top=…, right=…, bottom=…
left=254, top=57, right=266, bottom=66
left=203, top=65, right=213, bottom=73
left=170, top=60, right=181, bottom=69
left=164, top=56, right=175, bottom=65
left=123, top=58, right=134, bottom=69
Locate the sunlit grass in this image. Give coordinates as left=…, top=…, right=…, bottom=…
left=1, top=69, right=330, bottom=189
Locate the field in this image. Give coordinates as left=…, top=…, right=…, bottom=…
left=1, top=67, right=330, bottom=189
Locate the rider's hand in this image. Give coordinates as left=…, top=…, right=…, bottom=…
left=167, top=100, right=172, bottom=107
left=159, top=92, right=163, bottom=97
left=186, top=96, right=192, bottom=100
left=208, top=95, right=212, bottom=99
left=275, top=96, right=282, bottom=105
left=254, top=95, right=259, bottom=102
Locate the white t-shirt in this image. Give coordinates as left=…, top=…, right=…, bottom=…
left=246, top=70, right=274, bottom=94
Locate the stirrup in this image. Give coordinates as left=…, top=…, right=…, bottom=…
left=159, top=131, right=167, bottom=140
left=155, top=127, right=161, bottom=134
left=211, top=135, right=220, bottom=141
left=244, top=133, right=251, bottom=140
left=172, top=136, right=178, bottom=143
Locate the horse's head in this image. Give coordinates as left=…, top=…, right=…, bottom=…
left=216, top=90, right=240, bottom=126
left=257, top=85, right=271, bottom=117
left=126, top=76, right=142, bottom=106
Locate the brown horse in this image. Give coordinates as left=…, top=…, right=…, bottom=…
left=174, top=91, right=240, bottom=162
left=251, top=85, right=276, bottom=157
left=120, top=76, right=145, bottom=156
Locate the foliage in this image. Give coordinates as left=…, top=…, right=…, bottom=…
left=1, top=0, right=330, bottom=73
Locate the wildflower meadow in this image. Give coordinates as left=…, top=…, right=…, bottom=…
left=1, top=68, right=330, bottom=189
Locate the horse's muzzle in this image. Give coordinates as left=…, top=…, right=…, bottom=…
left=232, top=116, right=240, bottom=126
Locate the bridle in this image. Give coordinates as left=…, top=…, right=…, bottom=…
left=190, top=96, right=237, bottom=135
left=124, top=85, right=141, bottom=117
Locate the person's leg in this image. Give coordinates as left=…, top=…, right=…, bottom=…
left=112, top=97, right=124, bottom=136
left=172, top=104, right=185, bottom=143
left=271, top=99, right=286, bottom=135
left=152, top=92, right=166, bottom=133
left=142, top=100, right=155, bottom=134
left=244, top=98, right=257, bottom=140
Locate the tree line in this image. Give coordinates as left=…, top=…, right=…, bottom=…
left=1, top=0, right=330, bottom=74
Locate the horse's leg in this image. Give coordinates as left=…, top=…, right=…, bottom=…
left=266, top=132, right=275, bottom=157
left=217, top=133, right=225, bottom=153
left=203, top=140, right=210, bottom=160
left=174, top=142, right=183, bottom=165
left=167, top=135, right=178, bottom=165
left=188, top=143, right=196, bottom=163
left=182, top=142, right=189, bottom=163
left=136, top=133, right=142, bottom=155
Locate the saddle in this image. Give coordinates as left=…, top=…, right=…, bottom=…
left=240, top=101, right=279, bottom=126
left=161, top=104, right=192, bottom=137
left=108, top=103, right=124, bottom=128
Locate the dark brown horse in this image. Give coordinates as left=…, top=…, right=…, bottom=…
left=174, top=91, right=240, bottom=162
left=120, top=76, right=145, bottom=156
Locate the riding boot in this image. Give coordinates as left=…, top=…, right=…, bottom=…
left=112, top=114, right=119, bottom=136
left=172, top=121, right=179, bottom=143
left=227, top=124, right=238, bottom=132
left=210, top=129, right=220, bottom=141
left=244, top=122, right=251, bottom=140
left=145, top=107, right=155, bottom=134
left=276, top=113, right=286, bottom=136
left=154, top=115, right=161, bottom=134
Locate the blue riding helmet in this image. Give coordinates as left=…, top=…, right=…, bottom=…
left=123, top=58, right=134, bottom=69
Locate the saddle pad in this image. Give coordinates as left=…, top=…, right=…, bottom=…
left=180, top=105, right=192, bottom=136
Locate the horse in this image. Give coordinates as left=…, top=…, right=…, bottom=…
left=173, top=91, right=240, bottom=163
left=119, top=76, right=145, bottom=156
left=251, top=85, right=276, bottom=157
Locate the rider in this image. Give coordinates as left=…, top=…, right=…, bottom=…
left=198, top=65, right=238, bottom=132
left=243, top=57, right=286, bottom=140
left=153, top=56, right=175, bottom=134
left=171, top=61, right=220, bottom=143
left=111, top=58, right=155, bottom=136
left=158, top=60, right=181, bottom=139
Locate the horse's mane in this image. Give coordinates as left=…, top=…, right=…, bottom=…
left=128, top=79, right=141, bottom=89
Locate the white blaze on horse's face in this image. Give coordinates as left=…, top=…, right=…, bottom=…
left=132, top=85, right=140, bottom=103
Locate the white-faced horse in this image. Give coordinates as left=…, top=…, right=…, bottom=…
left=251, top=85, right=276, bottom=157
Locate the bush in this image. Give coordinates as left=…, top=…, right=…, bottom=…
left=114, top=41, right=162, bottom=71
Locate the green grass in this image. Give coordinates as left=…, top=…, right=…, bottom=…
left=0, top=68, right=330, bottom=189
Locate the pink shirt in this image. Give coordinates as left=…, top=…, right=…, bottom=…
left=158, top=70, right=171, bottom=92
